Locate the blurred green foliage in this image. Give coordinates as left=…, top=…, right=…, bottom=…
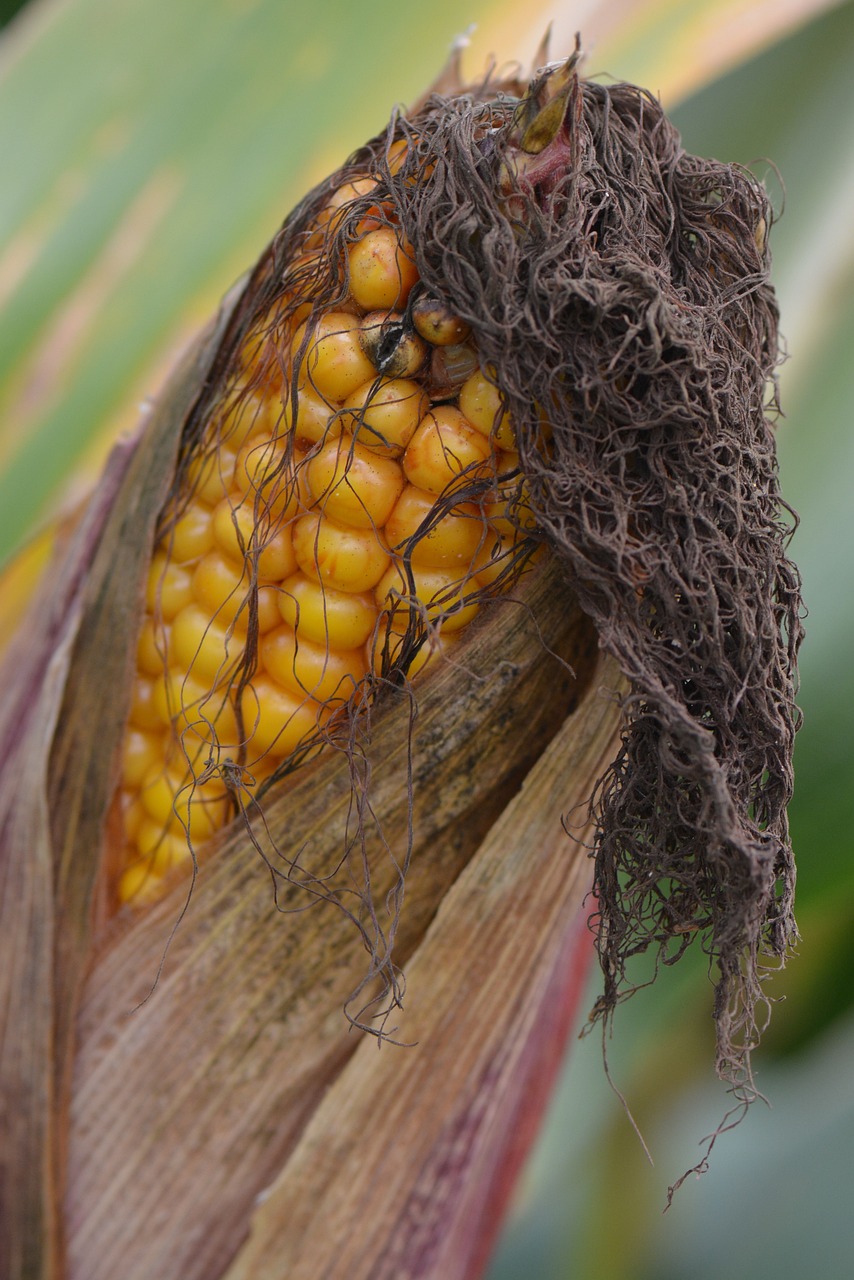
left=0, top=0, right=27, bottom=31
left=0, top=0, right=506, bottom=561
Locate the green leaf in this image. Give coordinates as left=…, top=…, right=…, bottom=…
left=0, top=0, right=506, bottom=562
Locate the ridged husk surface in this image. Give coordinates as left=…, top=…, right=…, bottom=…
left=0, top=54, right=801, bottom=1279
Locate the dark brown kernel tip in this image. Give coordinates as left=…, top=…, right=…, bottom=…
left=411, top=295, right=472, bottom=346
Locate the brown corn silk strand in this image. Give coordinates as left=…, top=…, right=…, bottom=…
left=389, top=68, right=801, bottom=1131
left=153, top=62, right=800, bottom=1124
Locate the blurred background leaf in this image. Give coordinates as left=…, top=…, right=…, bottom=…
left=2, top=0, right=851, bottom=1277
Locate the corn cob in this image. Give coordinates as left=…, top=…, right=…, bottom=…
left=99, top=43, right=802, bottom=1151
left=116, top=153, right=540, bottom=907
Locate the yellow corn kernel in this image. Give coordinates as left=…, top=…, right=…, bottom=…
left=484, top=478, right=537, bottom=538
left=122, top=727, right=167, bottom=789
left=305, top=438, right=405, bottom=530
left=166, top=502, right=217, bottom=564
left=192, top=551, right=250, bottom=627
left=370, top=616, right=458, bottom=679
left=136, top=616, right=171, bottom=677
left=385, top=485, right=487, bottom=568
left=256, top=585, right=285, bottom=633
left=359, top=311, right=427, bottom=378
left=305, top=178, right=381, bottom=251
left=294, top=312, right=377, bottom=402
left=115, top=166, right=544, bottom=909
left=402, top=406, right=494, bottom=495
left=375, top=561, right=481, bottom=633
left=146, top=552, right=195, bottom=621
left=238, top=304, right=288, bottom=392
left=117, top=856, right=187, bottom=908
left=473, top=534, right=530, bottom=587
left=281, top=384, right=340, bottom=449
left=411, top=295, right=471, bottom=346
left=233, top=435, right=307, bottom=521
left=342, top=377, right=427, bottom=457
left=261, top=625, right=367, bottom=705
left=138, top=765, right=229, bottom=841
left=459, top=368, right=516, bottom=450
left=241, top=675, right=328, bottom=757
left=185, top=441, right=240, bottom=507
left=385, top=138, right=410, bottom=177
left=212, top=498, right=298, bottom=581
left=135, top=821, right=197, bottom=870
left=278, top=573, right=378, bottom=649
left=347, top=227, right=419, bottom=310
left=151, top=668, right=239, bottom=746
left=292, top=512, right=390, bottom=593
left=171, top=602, right=244, bottom=687
left=129, top=674, right=164, bottom=732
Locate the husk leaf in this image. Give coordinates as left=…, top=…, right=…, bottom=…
left=222, top=654, right=624, bottom=1280
left=65, top=558, right=600, bottom=1280
left=0, top=290, right=241, bottom=1278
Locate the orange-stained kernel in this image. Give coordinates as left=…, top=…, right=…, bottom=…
left=347, top=227, right=419, bottom=311
left=375, top=561, right=481, bottom=633
left=240, top=675, right=328, bottom=757
left=458, top=368, right=516, bottom=449
left=385, top=485, right=487, bottom=568
left=306, top=438, right=405, bottom=530
left=342, top=377, right=427, bottom=457
left=292, top=512, right=390, bottom=593
left=278, top=573, right=378, bottom=650
left=402, top=406, right=494, bottom=495
left=293, top=312, right=377, bottom=402
left=261, top=626, right=367, bottom=705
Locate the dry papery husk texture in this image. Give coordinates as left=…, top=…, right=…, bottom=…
left=0, top=54, right=801, bottom=1272
left=228, top=59, right=799, bottom=1149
